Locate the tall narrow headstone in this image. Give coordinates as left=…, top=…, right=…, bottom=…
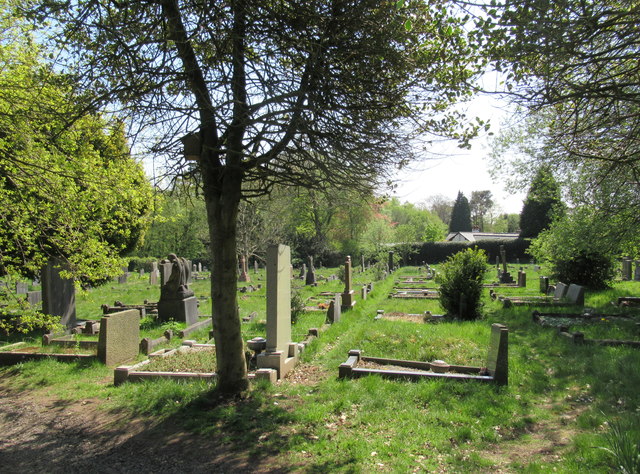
left=42, top=259, right=76, bottom=329
left=266, top=245, right=291, bottom=352
left=299, top=263, right=306, bottom=280
left=622, top=258, right=633, bottom=281
left=635, top=261, right=640, bottom=281
left=198, top=262, right=202, bottom=272
left=257, top=244, right=297, bottom=378
left=341, top=256, right=356, bottom=309
left=361, top=255, right=366, bottom=273
left=254, top=259, right=259, bottom=274
left=388, top=251, right=395, bottom=272
left=305, top=256, right=316, bottom=285
left=239, top=255, right=250, bottom=282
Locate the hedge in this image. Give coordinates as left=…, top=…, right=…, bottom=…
left=402, top=239, right=532, bottom=265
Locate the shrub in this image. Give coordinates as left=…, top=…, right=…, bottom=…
left=291, top=290, right=305, bottom=324
left=552, top=251, right=615, bottom=290
left=437, top=247, right=487, bottom=320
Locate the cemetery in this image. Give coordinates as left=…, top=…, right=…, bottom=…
left=2, top=0, right=640, bottom=471
left=4, top=254, right=640, bottom=471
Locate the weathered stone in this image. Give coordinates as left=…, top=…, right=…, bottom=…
left=41, top=259, right=76, bottom=328
left=566, top=284, right=585, bottom=306
left=554, top=282, right=569, bottom=299
left=486, top=323, right=508, bottom=386
left=539, top=276, right=549, bottom=294
left=15, top=282, right=28, bottom=294
left=305, top=255, right=316, bottom=285
left=97, top=309, right=139, bottom=366
left=341, top=256, right=356, bottom=309
left=327, top=294, right=342, bottom=324
left=25, top=290, right=42, bottom=307
left=157, top=297, right=198, bottom=326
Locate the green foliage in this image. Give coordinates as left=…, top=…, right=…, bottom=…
left=520, top=167, right=564, bottom=238
left=0, top=307, right=61, bottom=336
left=449, top=191, right=472, bottom=232
left=136, top=184, right=207, bottom=260
left=0, top=14, right=153, bottom=280
left=437, top=248, right=487, bottom=320
left=470, top=190, right=494, bottom=231
left=601, top=416, right=640, bottom=474
left=290, top=290, right=305, bottom=324
left=529, top=207, right=616, bottom=289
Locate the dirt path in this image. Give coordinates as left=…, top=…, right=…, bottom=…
left=0, top=380, right=286, bottom=473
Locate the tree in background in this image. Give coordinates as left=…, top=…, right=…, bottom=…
left=426, top=194, right=454, bottom=226
left=470, top=190, right=494, bottom=231
left=490, top=214, right=520, bottom=234
left=519, top=167, right=564, bottom=238
left=136, top=184, right=208, bottom=261
left=0, top=13, right=152, bottom=281
left=449, top=192, right=472, bottom=232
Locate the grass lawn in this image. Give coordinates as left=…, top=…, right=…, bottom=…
left=2, top=263, right=640, bottom=471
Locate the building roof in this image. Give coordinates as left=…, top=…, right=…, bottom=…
left=446, top=232, right=520, bottom=242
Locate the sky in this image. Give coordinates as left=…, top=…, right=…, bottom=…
left=389, top=92, right=527, bottom=215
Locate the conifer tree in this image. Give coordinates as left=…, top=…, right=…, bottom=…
left=449, top=191, right=472, bottom=232
left=519, top=168, right=563, bottom=238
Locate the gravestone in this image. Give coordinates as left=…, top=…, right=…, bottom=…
left=565, top=284, right=585, bottom=306
left=97, top=309, right=140, bottom=366
left=305, top=256, right=316, bottom=285
left=299, top=263, right=307, bottom=280
left=239, top=255, right=250, bottom=282
left=25, top=290, right=42, bottom=307
left=539, top=276, right=549, bottom=294
left=388, top=251, right=395, bottom=272
left=554, top=282, right=569, bottom=299
left=360, top=284, right=368, bottom=301
left=361, top=255, right=366, bottom=273
left=635, top=261, right=640, bottom=281
left=198, top=262, right=202, bottom=272
left=139, top=269, right=145, bottom=277
left=517, top=270, right=526, bottom=288
left=15, top=282, right=28, bottom=294
left=149, top=269, right=159, bottom=285
left=499, top=245, right=515, bottom=284
left=341, top=256, right=356, bottom=309
left=157, top=254, right=198, bottom=325
left=622, top=258, right=633, bottom=281
left=257, top=244, right=298, bottom=378
left=192, top=263, right=197, bottom=273
left=117, top=267, right=128, bottom=284
left=159, top=261, right=173, bottom=287
left=327, top=293, right=342, bottom=323
left=42, top=259, right=76, bottom=328
left=254, top=259, right=259, bottom=274
left=486, top=323, right=509, bottom=386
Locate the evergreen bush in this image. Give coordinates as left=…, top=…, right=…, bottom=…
left=437, top=248, right=487, bottom=320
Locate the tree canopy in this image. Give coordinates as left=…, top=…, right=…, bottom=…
left=0, top=10, right=153, bottom=280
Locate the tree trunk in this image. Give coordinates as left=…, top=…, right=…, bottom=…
left=203, top=165, right=248, bottom=395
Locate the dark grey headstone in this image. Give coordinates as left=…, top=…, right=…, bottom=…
left=486, top=323, right=508, bottom=386
left=41, top=259, right=76, bottom=328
